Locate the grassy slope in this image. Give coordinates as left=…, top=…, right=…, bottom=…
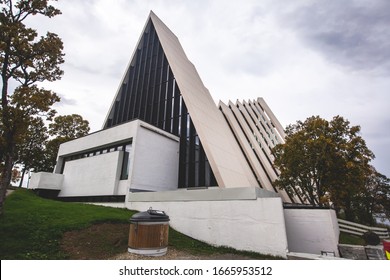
left=0, top=189, right=135, bottom=259
left=0, top=189, right=281, bottom=260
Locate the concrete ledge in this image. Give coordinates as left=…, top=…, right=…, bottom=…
left=338, top=244, right=368, bottom=259
left=128, top=187, right=280, bottom=202
left=287, top=252, right=345, bottom=260
left=86, top=202, right=126, bottom=208
left=365, top=245, right=386, bottom=260
left=338, top=244, right=386, bottom=260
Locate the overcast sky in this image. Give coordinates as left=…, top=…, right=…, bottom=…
left=26, top=0, right=390, bottom=177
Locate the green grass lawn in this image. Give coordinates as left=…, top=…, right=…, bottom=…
left=0, top=189, right=135, bottom=259
left=338, top=232, right=365, bottom=246
left=0, top=189, right=281, bottom=260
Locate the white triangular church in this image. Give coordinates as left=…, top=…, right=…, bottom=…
left=30, top=11, right=340, bottom=258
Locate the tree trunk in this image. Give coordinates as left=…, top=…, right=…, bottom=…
left=18, top=168, right=26, bottom=188
left=0, top=155, right=14, bottom=216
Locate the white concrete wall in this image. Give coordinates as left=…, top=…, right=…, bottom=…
left=59, top=151, right=123, bottom=197
left=46, top=120, right=180, bottom=197
left=117, top=180, right=129, bottom=196
left=29, top=172, right=63, bottom=190
left=127, top=188, right=288, bottom=258
left=129, top=125, right=179, bottom=192
left=284, top=208, right=340, bottom=256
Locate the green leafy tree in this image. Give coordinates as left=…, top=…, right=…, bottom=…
left=12, top=114, right=90, bottom=185
left=15, top=117, right=48, bottom=186
left=43, top=114, right=90, bottom=171
left=325, top=116, right=374, bottom=221
left=273, top=116, right=332, bottom=205
left=273, top=116, right=375, bottom=222
left=355, top=167, right=390, bottom=225
left=48, top=114, right=90, bottom=139
left=0, top=0, right=64, bottom=215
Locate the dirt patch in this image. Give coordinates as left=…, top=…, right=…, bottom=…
left=61, top=223, right=129, bottom=260
left=60, top=223, right=256, bottom=260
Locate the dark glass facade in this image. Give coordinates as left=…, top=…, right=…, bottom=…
left=104, top=21, right=217, bottom=188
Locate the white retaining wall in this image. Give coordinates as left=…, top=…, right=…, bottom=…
left=284, top=208, right=340, bottom=256
left=127, top=187, right=289, bottom=258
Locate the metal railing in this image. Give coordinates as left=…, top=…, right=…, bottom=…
left=338, top=219, right=390, bottom=239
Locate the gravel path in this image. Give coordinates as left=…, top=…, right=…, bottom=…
left=111, top=247, right=256, bottom=260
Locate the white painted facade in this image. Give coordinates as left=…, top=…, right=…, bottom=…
left=60, top=151, right=124, bottom=197
left=129, top=124, right=179, bottom=192
left=31, top=119, right=180, bottom=198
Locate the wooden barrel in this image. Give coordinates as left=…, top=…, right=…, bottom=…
left=128, top=209, right=170, bottom=256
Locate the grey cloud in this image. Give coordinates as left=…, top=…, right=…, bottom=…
left=280, top=0, right=390, bottom=74
left=66, top=62, right=101, bottom=75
